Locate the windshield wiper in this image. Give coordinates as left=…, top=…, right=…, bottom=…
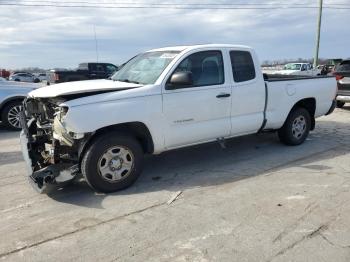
left=114, top=78, right=140, bottom=84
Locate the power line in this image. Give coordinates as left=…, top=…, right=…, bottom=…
left=0, top=2, right=349, bottom=9
left=4, top=0, right=350, bottom=6
left=3, top=0, right=350, bottom=5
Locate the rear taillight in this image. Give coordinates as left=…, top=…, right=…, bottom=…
left=334, top=74, right=344, bottom=81
left=54, top=73, right=59, bottom=81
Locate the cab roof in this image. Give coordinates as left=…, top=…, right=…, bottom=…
left=148, top=44, right=252, bottom=53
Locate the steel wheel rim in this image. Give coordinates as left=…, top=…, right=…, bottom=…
left=97, top=146, right=134, bottom=182
left=7, top=105, right=23, bottom=129
left=292, top=115, right=306, bottom=139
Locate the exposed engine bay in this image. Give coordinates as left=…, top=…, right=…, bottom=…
left=20, top=97, right=89, bottom=193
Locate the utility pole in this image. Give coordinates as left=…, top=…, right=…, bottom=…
left=313, top=0, right=323, bottom=68
left=93, top=25, right=99, bottom=62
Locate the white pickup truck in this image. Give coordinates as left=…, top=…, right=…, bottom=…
left=20, top=44, right=337, bottom=193
left=271, top=63, right=321, bottom=76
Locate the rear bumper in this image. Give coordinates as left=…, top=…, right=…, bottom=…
left=336, top=95, right=350, bottom=102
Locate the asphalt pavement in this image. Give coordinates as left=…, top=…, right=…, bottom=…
left=0, top=107, right=349, bottom=261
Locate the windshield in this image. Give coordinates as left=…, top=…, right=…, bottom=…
left=111, top=51, right=180, bottom=85
left=283, top=63, right=301, bottom=70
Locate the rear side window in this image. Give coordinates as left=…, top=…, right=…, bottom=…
left=90, top=64, right=104, bottom=72
left=230, top=51, right=256, bottom=82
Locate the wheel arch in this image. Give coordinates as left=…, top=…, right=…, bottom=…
left=290, top=97, right=316, bottom=130
left=79, top=121, right=154, bottom=161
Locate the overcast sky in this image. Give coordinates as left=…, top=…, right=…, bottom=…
left=0, top=0, right=349, bottom=69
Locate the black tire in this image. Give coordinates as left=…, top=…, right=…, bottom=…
left=278, top=107, right=311, bottom=146
left=14, top=79, right=20, bottom=82
left=34, top=78, right=40, bottom=83
left=1, top=101, right=23, bottom=130
left=81, top=132, right=144, bottom=193
left=337, top=101, right=345, bottom=108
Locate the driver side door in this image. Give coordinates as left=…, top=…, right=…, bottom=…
left=162, top=50, right=232, bottom=149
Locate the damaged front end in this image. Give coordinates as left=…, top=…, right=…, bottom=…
left=20, top=97, right=88, bottom=193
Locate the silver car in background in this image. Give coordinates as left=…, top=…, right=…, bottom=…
left=0, top=80, right=40, bottom=130
left=9, top=72, right=36, bottom=83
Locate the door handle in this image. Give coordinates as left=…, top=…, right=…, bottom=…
left=216, top=93, right=231, bottom=98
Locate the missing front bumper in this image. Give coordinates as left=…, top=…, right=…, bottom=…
left=20, top=119, right=79, bottom=193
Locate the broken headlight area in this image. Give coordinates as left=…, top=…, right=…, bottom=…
left=21, top=97, right=87, bottom=193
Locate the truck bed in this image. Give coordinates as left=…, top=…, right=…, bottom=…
left=264, top=74, right=334, bottom=82
left=264, top=75, right=336, bottom=130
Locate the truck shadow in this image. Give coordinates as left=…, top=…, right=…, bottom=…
left=47, top=120, right=350, bottom=208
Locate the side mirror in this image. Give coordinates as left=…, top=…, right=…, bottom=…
left=166, top=71, right=193, bottom=89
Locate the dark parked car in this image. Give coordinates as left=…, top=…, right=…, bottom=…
left=47, top=62, right=118, bottom=84
left=334, top=59, right=350, bottom=108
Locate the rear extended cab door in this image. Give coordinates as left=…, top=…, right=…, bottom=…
left=228, top=48, right=266, bottom=136
left=161, top=48, right=232, bottom=149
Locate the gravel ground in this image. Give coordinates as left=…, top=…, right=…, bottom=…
left=0, top=107, right=349, bottom=261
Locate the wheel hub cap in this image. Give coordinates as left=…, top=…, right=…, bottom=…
left=109, top=158, right=122, bottom=170
left=7, top=105, right=23, bottom=129
left=98, top=146, right=134, bottom=182
left=292, top=115, right=306, bottom=139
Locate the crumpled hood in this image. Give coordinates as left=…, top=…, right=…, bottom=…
left=29, top=79, right=142, bottom=98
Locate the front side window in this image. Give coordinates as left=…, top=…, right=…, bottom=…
left=172, top=50, right=224, bottom=87
left=230, top=51, right=256, bottom=82
left=106, top=64, right=117, bottom=75
left=112, top=51, right=180, bottom=85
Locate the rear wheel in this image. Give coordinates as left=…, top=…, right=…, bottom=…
left=81, top=132, right=144, bottom=193
left=337, top=101, right=345, bottom=108
left=278, top=107, right=311, bottom=146
left=1, top=101, right=23, bottom=130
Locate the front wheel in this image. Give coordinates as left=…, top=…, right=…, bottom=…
left=1, top=101, right=23, bottom=130
left=81, top=132, right=144, bottom=193
left=278, top=107, right=311, bottom=146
